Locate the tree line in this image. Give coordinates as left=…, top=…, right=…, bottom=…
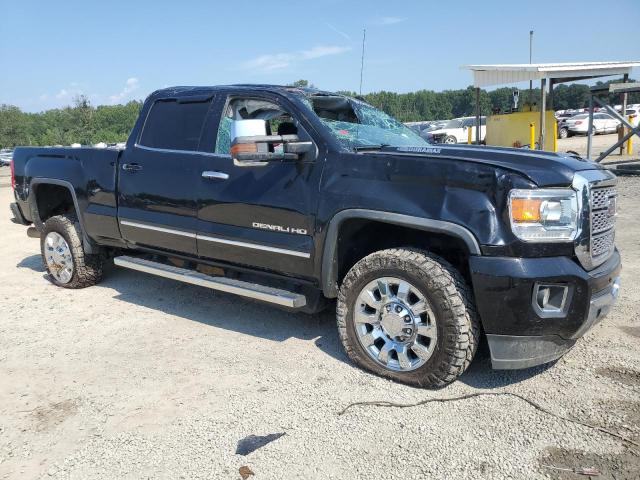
left=0, top=97, right=142, bottom=149
left=1, top=79, right=637, bottom=149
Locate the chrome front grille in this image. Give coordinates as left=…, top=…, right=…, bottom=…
left=589, top=185, right=617, bottom=260
left=591, top=209, right=616, bottom=234
left=591, top=187, right=616, bottom=210
left=592, top=229, right=615, bottom=257
left=574, top=171, right=618, bottom=270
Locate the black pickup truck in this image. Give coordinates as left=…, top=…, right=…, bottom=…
left=10, top=85, right=621, bottom=387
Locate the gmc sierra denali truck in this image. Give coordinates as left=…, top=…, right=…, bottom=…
left=10, top=85, right=621, bottom=388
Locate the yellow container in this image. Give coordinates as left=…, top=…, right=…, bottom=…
left=487, top=111, right=556, bottom=151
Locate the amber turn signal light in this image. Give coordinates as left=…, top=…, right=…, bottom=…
left=511, top=198, right=542, bottom=222
left=230, top=143, right=257, bottom=156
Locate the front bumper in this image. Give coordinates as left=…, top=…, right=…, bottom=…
left=470, top=250, right=621, bottom=369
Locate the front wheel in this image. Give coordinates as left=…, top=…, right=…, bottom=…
left=558, top=127, right=569, bottom=139
left=337, top=248, right=480, bottom=388
left=443, top=135, right=457, bottom=144
left=40, top=214, right=103, bottom=288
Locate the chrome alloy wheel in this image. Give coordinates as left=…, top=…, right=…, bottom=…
left=354, top=277, right=437, bottom=372
left=44, top=232, right=74, bottom=284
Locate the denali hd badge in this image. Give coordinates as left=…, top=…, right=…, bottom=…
left=252, top=222, right=307, bottom=235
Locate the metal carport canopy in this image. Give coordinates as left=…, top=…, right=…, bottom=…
left=462, top=61, right=640, bottom=88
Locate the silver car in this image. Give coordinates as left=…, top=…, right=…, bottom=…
left=0, top=149, right=13, bottom=166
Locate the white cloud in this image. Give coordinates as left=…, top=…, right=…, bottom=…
left=241, top=45, right=351, bottom=72
left=52, top=82, right=87, bottom=101
left=242, top=53, right=293, bottom=72
left=326, top=23, right=352, bottom=42
left=301, top=45, right=351, bottom=60
left=374, top=16, right=406, bottom=25
left=109, top=77, right=140, bottom=104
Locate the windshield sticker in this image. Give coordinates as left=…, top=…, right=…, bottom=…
left=397, top=146, right=442, bottom=154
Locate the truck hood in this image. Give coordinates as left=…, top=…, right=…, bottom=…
left=374, top=144, right=603, bottom=187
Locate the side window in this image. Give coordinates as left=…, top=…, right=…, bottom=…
left=214, top=97, right=306, bottom=155
left=215, top=106, right=233, bottom=155
left=139, top=98, right=211, bottom=151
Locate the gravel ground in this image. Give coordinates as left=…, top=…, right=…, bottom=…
left=558, top=133, right=636, bottom=160
left=0, top=166, right=639, bottom=479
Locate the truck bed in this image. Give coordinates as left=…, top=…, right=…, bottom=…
left=12, top=146, right=123, bottom=244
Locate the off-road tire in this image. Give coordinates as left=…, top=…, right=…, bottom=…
left=337, top=248, right=480, bottom=388
left=40, top=214, right=103, bottom=288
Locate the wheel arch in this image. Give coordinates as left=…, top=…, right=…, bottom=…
left=321, top=209, right=481, bottom=298
left=29, top=178, right=97, bottom=254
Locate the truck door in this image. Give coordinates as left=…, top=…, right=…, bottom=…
left=117, top=95, right=214, bottom=255
left=195, top=92, right=323, bottom=278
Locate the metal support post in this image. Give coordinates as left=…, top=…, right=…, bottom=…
left=539, top=78, right=546, bottom=150
left=529, top=123, right=535, bottom=150
left=620, top=74, right=629, bottom=154
left=475, top=87, right=481, bottom=145
left=587, top=95, right=594, bottom=160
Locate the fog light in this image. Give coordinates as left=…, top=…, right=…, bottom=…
left=532, top=283, right=571, bottom=318
left=611, top=276, right=621, bottom=300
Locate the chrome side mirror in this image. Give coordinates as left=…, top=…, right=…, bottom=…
left=231, top=134, right=313, bottom=167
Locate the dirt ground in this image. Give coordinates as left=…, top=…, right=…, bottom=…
left=558, top=132, right=636, bottom=161
left=0, top=165, right=639, bottom=479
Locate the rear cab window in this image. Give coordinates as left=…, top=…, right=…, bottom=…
left=138, top=97, right=212, bottom=151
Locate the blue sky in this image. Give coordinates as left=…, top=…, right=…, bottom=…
left=1, top=0, right=639, bottom=112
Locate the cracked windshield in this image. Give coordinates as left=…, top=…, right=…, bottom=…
left=308, top=95, right=429, bottom=149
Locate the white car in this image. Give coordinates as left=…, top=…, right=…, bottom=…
left=625, top=107, right=640, bottom=127
left=0, top=149, right=13, bottom=166
left=566, top=113, right=620, bottom=135
left=425, top=117, right=486, bottom=144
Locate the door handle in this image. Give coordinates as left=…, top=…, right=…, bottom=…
left=122, top=163, right=143, bottom=172
left=202, top=171, right=229, bottom=180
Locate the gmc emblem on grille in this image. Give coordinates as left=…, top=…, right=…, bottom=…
left=607, top=196, right=617, bottom=217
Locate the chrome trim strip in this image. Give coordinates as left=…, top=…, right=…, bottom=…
left=120, top=220, right=197, bottom=238
left=134, top=143, right=219, bottom=157
left=119, top=219, right=311, bottom=258
left=197, top=234, right=311, bottom=258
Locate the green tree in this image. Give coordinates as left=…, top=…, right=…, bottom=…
left=289, top=79, right=314, bottom=88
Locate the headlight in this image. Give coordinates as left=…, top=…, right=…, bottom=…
left=508, top=189, right=579, bottom=242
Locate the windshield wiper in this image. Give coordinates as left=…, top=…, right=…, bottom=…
left=353, top=144, right=391, bottom=151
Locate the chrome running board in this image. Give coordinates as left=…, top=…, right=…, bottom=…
left=113, top=256, right=307, bottom=308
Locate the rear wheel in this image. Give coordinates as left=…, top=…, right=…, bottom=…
left=337, top=248, right=479, bottom=388
left=558, top=127, right=569, bottom=139
left=40, top=215, right=103, bottom=288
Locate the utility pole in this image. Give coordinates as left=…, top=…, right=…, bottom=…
left=529, top=30, right=533, bottom=111
left=359, top=29, right=366, bottom=96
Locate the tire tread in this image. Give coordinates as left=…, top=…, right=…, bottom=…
left=337, top=248, right=479, bottom=388
left=40, top=214, right=103, bottom=289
